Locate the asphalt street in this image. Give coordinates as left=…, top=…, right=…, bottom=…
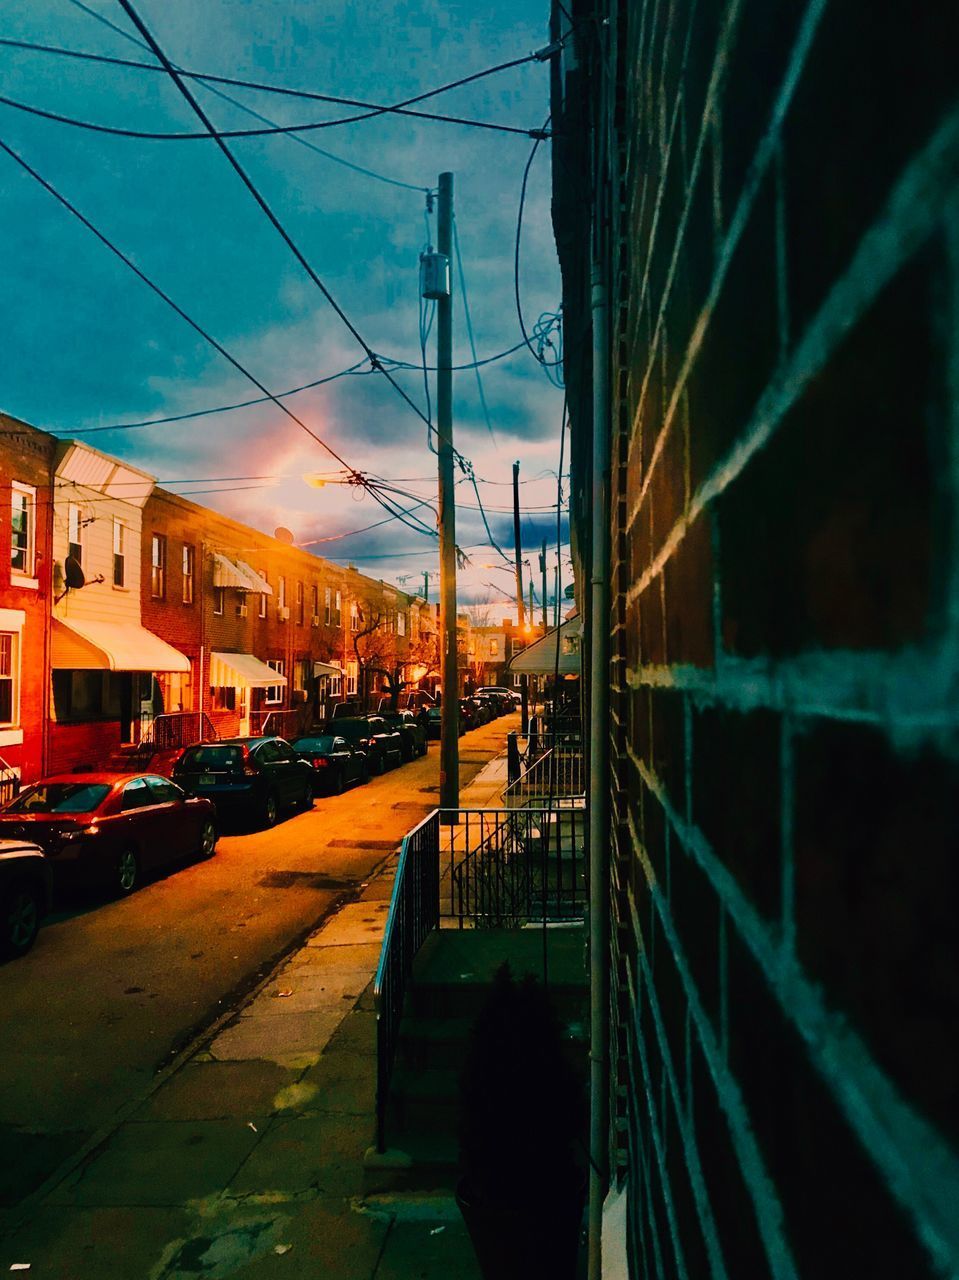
left=0, top=716, right=516, bottom=1212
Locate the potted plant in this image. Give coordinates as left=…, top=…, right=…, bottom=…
left=456, top=963, right=587, bottom=1280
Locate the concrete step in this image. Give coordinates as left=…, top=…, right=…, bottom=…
left=388, top=1065, right=460, bottom=1134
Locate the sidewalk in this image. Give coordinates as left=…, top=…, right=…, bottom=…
left=0, top=761, right=511, bottom=1279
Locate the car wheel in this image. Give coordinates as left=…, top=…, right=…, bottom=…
left=262, top=793, right=279, bottom=829
left=333, top=770, right=345, bottom=795
left=360, top=763, right=370, bottom=784
left=116, top=848, right=139, bottom=897
left=375, top=753, right=387, bottom=775
left=1, top=882, right=41, bottom=959
left=198, top=818, right=217, bottom=859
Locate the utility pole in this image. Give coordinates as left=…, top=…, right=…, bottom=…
left=435, top=172, right=459, bottom=813
left=422, top=570, right=429, bottom=603
left=512, top=459, right=529, bottom=733
left=541, top=539, right=548, bottom=630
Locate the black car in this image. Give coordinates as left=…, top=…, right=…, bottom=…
left=472, top=695, right=497, bottom=723
left=172, top=737, right=315, bottom=829
left=426, top=705, right=463, bottom=739
left=0, top=838, right=52, bottom=959
left=329, top=717, right=404, bottom=773
left=377, top=709, right=429, bottom=761
left=291, top=734, right=369, bottom=794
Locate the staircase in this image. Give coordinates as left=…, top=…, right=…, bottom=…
left=366, top=926, right=588, bottom=1194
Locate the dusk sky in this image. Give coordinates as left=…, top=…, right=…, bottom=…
left=0, top=0, right=567, bottom=616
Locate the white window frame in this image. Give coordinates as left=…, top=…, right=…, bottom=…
left=334, top=590, right=342, bottom=627
left=151, top=533, right=166, bottom=599
left=346, top=660, right=358, bottom=696
left=68, top=502, right=83, bottom=568
left=213, top=586, right=224, bottom=616
left=10, top=482, right=36, bottom=581
left=182, top=544, right=195, bottom=604
left=0, top=631, right=19, bottom=728
left=259, top=577, right=268, bottom=618
left=0, top=609, right=25, bottom=744
left=324, top=586, right=332, bottom=625
left=112, top=518, right=126, bottom=588
left=397, top=610, right=406, bottom=637
left=296, top=580, right=304, bottom=626
left=277, top=576, right=286, bottom=609
left=265, top=659, right=284, bottom=705
left=350, top=600, right=359, bottom=632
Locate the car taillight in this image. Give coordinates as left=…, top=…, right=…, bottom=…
left=312, top=757, right=328, bottom=768
left=240, top=745, right=259, bottom=776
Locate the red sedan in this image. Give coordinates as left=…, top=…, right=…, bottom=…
left=0, top=774, right=217, bottom=898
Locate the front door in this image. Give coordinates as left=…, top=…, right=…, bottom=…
left=237, top=686, right=250, bottom=736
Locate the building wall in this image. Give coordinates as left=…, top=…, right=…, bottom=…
left=555, top=2, right=959, bottom=1277
left=0, top=416, right=55, bottom=784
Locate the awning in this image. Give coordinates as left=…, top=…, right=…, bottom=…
left=52, top=618, right=190, bottom=673
left=508, top=615, right=582, bottom=675
left=211, top=554, right=270, bottom=594
left=313, top=661, right=342, bottom=679
left=235, top=560, right=272, bottom=595
left=209, top=651, right=287, bottom=689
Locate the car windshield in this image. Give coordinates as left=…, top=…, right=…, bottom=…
left=332, top=720, right=365, bottom=739
left=178, top=746, right=244, bottom=770
left=6, top=782, right=111, bottom=814
left=293, top=736, right=336, bottom=753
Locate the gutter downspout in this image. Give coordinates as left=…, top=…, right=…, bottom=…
left=587, top=259, right=611, bottom=1279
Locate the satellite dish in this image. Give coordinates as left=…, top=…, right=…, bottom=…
left=64, top=556, right=86, bottom=590
left=274, top=526, right=295, bottom=545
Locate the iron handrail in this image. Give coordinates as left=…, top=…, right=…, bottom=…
left=372, top=808, right=440, bottom=1152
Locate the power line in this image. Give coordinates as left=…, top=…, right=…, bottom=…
left=0, top=135, right=433, bottom=543
left=114, top=0, right=439, bottom=443
left=452, top=213, right=496, bottom=445
left=514, top=120, right=564, bottom=371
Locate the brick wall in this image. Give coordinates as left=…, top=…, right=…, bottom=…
left=555, top=0, right=959, bottom=1275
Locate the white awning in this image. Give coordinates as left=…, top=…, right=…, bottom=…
left=508, top=615, right=582, bottom=675
left=52, top=618, right=190, bottom=673
left=211, top=554, right=270, bottom=594
left=235, top=560, right=272, bottom=595
left=209, top=651, right=287, bottom=689
left=313, top=661, right=342, bottom=679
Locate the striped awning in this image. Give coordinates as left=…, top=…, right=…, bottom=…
left=508, top=615, right=582, bottom=675
left=52, top=618, right=190, bottom=673
left=209, top=652, right=286, bottom=689
left=313, top=661, right=343, bottom=679
left=211, top=554, right=271, bottom=594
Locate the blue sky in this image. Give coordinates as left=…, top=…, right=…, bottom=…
left=0, top=0, right=568, bottom=614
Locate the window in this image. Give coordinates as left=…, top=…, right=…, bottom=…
left=121, top=777, right=154, bottom=811
left=213, top=586, right=225, bottom=615
left=324, top=586, right=332, bottom=625
left=334, top=590, right=342, bottom=627
left=68, top=503, right=83, bottom=567
left=212, top=685, right=236, bottom=711
left=350, top=600, right=359, bottom=632
left=265, top=659, right=284, bottom=705
left=311, top=584, right=319, bottom=621
left=112, top=519, right=126, bottom=587
left=489, top=638, right=499, bottom=656
left=182, top=544, right=195, bottom=604
left=296, top=580, right=304, bottom=626
left=346, top=660, right=358, bottom=696
left=10, top=483, right=35, bottom=577
left=327, top=669, right=342, bottom=697
left=259, top=577, right=268, bottom=618
left=386, top=610, right=395, bottom=634
left=397, top=610, right=406, bottom=637
left=151, top=534, right=166, bottom=599
left=146, top=776, right=181, bottom=805
left=295, top=659, right=311, bottom=693
left=0, top=632, right=18, bottom=725
left=277, top=577, right=286, bottom=609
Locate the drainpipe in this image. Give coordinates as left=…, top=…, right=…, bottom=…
left=587, top=259, right=611, bottom=1280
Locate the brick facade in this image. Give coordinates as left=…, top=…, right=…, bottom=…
left=0, top=414, right=56, bottom=785
left=554, top=1, right=959, bottom=1275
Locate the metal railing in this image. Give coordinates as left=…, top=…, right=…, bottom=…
left=442, top=806, right=586, bottom=928
left=250, top=708, right=304, bottom=739
left=149, top=711, right=219, bottom=750
left=502, top=742, right=585, bottom=809
left=372, top=810, right=440, bottom=1152
left=0, top=755, right=19, bottom=807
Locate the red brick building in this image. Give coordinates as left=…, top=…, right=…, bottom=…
left=0, top=413, right=56, bottom=788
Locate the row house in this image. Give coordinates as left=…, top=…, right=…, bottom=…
left=0, top=414, right=57, bottom=792
left=141, top=490, right=431, bottom=743
left=468, top=619, right=544, bottom=692
left=0, top=416, right=437, bottom=783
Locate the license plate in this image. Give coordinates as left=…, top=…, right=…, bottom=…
left=198, top=775, right=214, bottom=787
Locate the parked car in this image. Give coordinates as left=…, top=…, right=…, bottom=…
left=327, top=717, right=404, bottom=773
left=470, top=695, right=496, bottom=725
left=476, top=685, right=521, bottom=709
left=291, top=734, right=369, bottom=794
left=426, top=705, right=463, bottom=739
left=173, top=738, right=314, bottom=829
left=0, top=838, right=53, bottom=959
left=377, top=709, right=429, bottom=761
left=0, top=774, right=217, bottom=897
left=459, top=698, right=481, bottom=732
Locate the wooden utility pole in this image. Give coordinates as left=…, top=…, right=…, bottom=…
left=436, top=172, right=459, bottom=812
left=512, top=460, right=529, bottom=733
left=541, top=539, right=548, bottom=630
